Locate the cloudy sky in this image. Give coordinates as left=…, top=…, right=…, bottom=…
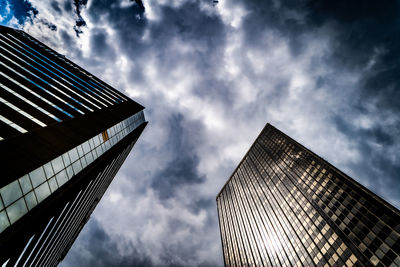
left=1, top=0, right=400, bottom=266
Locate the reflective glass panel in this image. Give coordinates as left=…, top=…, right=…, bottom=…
left=72, top=160, right=82, bottom=174
left=6, top=198, right=27, bottom=224
left=85, top=152, right=93, bottom=165
left=96, top=146, right=102, bottom=157
left=48, top=177, right=58, bottom=193
left=29, top=167, right=46, bottom=187
left=62, top=152, right=71, bottom=166
left=19, top=175, right=32, bottom=194
left=80, top=158, right=87, bottom=169
left=0, top=180, right=23, bottom=207
left=43, top=162, right=54, bottom=178
left=77, top=145, right=84, bottom=157
left=94, top=135, right=101, bottom=147
left=34, top=182, right=51, bottom=203
left=51, top=156, right=64, bottom=174
left=56, top=170, right=68, bottom=187
left=89, top=138, right=95, bottom=150
left=0, top=211, right=10, bottom=233
left=68, top=148, right=79, bottom=163
left=82, top=141, right=90, bottom=154
left=65, top=165, right=74, bottom=179
left=24, top=191, right=37, bottom=210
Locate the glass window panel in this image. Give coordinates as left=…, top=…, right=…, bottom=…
left=94, top=135, right=101, bottom=147
left=80, top=158, right=87, bottom=169
left=0, top=210, right=10, bottom=233
left=72, top=160, right=82, bottom=174
left=109, top=137, right=115, bottom=146
left=77, top=145, right=84, bottom=157
left=66, top=166, right=74, bottom=179
left=96, top=146, right=102, bottom=157
left=89, top=138, right=95, bottom=150
left=34, top=182, right=51, bottom=203
left=91, top=150, right=98, bottom=160
left=62, top=152, right=71, bottom=166
left=51, top=156, right=64, bottom=174
left=0, top=198, right=3, bottom=211
left=56, top=170, right=69, bottom=187
left=43, top=162, right=54, bottom=178
left=0, top=180, right=23, bottom=207
left=19, top=175, right=32, bottom=194
left=6, top=198, right=28, bottom=224
left=82, top=141, right=90, bottom=154
left=68, top=148, right=79, bottom=162
left=48, top=177, right=58, bottom=193
left=24, top=191, right=37, bottom=210
left=85, top=152, right=93, bottom=165
left=105, top=141, right=111, bottom=150
left=29, top=167, right=46, bottom=188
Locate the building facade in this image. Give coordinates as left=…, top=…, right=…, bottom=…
left=0, top=25, right=147, bottom=266
left=217, top=124, right=400, bottom=267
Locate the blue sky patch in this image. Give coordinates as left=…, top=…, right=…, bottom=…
left=0, top=0, right=38, bottom=26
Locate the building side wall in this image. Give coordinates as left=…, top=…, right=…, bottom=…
left=217, top=124, right=400, bottom=267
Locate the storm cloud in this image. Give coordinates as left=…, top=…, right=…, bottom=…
left=1, top=0, right=399, bottom=266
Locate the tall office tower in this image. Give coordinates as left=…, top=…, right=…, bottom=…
left=0, top=25, right=147, bottom=266
left=216, top=124, right=400, bottom=267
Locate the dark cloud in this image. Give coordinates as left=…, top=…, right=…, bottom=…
left=151, top=114, right=205, bottom=200
left=240, top=0, right=400, bottom=112
left=59, top=29, right=74, bottom=49
left=38, top=18, right=57, bottom=31
left=62, top=218, right=154, bottom=267
left=50, top=1, right=62, bottom=13
left=90, top=28, right=116, bottom=59
left=333, top=115, right=400, bottom=202
left=304, top=1, right=400, bottom=114
left=132, top=0, right=145, bottom=11
left=63, top=0, right=73, bottom=12
left=87, top=0, right=146, bottom=56
left=73, top=0, right=88, bottom=36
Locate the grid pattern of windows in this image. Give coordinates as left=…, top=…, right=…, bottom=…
left=0, top=111, right=145, bottom=233
left=0, top=26, right=128, bottom=140
left=1, top=138, right=136, bottom=267
left=217, top=124, right=400, bottom=267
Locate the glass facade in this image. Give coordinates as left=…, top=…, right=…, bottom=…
left=0, top=111, right=145, bottom=232
left=0, top=26, right=130, bottom=140
left=217, top=124, right=400, bottom=267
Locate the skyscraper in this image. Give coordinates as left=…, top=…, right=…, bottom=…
left=217, top=124, right=400, bottom=266
left=0, top=25, right=147, bottom=266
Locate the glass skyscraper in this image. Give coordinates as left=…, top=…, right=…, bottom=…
left=217, top=124, right=400, bottom=266
left=0, top=25, right=147, bottom=266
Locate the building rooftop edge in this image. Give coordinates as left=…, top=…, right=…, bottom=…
left=216, top=123, right=272, bottom=200
left=218, top=122, right=400, bottom=217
